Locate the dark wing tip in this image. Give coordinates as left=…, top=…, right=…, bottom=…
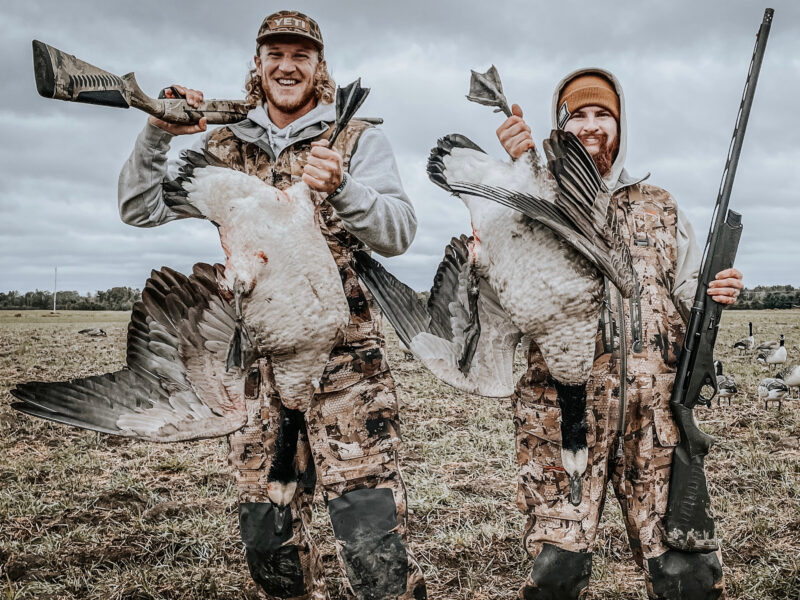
left=427, top=134, right=486, bottom=192
left=162, top=149, right=227, bottom=215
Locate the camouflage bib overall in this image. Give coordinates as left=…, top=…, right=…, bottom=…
left=206, top=120, right=426, bottom=600
left=513, top=183, right=725, bottom=599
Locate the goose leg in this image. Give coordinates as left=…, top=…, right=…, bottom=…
left=553, top=381, right=589, bottom=506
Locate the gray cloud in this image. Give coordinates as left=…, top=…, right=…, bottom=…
left=1, top=0, right=798, bottom=295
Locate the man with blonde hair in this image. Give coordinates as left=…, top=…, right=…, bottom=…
left=496, top=69, right=741, bottom=599
left=118, top=10, right=426, bottom=600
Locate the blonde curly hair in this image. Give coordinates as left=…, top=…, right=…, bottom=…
left=245, top=44, right=335, bottom=109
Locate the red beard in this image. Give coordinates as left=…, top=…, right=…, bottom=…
left=579, top=131, right=619, bottom=177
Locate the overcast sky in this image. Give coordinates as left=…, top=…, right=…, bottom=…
left=1, top=0, right=798, bottom=295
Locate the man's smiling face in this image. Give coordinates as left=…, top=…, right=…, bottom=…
left=255, top=37, right=321, bottom=117
left=564, top=105, right=619, bottom=176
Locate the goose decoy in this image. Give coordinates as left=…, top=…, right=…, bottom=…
left=77, top=328, right=107, bottom=337
left=714, top=360, right=738, bottom=406
left=757, top=334, right=787, bottom=372
left=776, top=363, right=800, bottom=399
left=354, top=129, right=635, bottom=506
left=756, top=336, right=780, bottom=352
left=732, top=322, right=754, bottom=355
left=758, top=377, right=790, bottom=410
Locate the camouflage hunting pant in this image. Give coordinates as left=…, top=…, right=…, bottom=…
left=513, top=360, right=725, bottom=599
left=228, top=356, right=426, bottom=600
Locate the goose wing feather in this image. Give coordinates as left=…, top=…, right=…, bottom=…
left=353, top=239, right=521, bottom=397
left=11, top=264, right=247, bottom=441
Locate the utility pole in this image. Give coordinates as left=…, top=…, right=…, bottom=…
left=52, top=266, right=57, bottom=313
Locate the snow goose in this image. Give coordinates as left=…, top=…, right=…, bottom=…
left=758, top=377, right=790, bottom=410
left=732, top=322, right=754, bottom=355
left=355, top=130, right=635, bottom=505
left=714, top=360, right=737, bottom=406
left=757, top=334, right=787, bottom=372
left=12, top=153, right=350, bottom=511
left=11, top=79, right=372, bottom=515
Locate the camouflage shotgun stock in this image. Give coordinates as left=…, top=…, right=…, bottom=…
left=664, top=8, right=773, bottom=552
left=32, top=40, right=249, bottom=124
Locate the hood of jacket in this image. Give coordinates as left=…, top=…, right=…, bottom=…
left=551, top=68, right=646, bottom=192
left=228, top=101, right=336, bottom=158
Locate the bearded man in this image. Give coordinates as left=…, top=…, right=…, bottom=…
left=496, top=70, right=742, bottom=600
left=118, top=11, right=426, bottom=600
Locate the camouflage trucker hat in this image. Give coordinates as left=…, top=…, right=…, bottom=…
left=256, top=11, right=324, bottom=50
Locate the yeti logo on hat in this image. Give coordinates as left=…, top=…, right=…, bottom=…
left=256, top=10, right=324, bottom=51
left=271, top=15, right=310, bottom=32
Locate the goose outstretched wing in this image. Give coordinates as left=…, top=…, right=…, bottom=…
left=11, top=264, right=248, bottom=442
left=353, top=236, right=521, bottom=397
left=431, top=130, right=635, bottom=298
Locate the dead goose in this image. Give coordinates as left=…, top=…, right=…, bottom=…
left=758, top=376, right=790, bottom=410
left=11, top=81, right=370, bottom=514
left=12, top=155, right=349, bottom=511
left=732, top=322, right=754, bottom=354
left=355, top=130, right=634, bottom=506
left=714, top=360, right=737, bottom=406
left=757, top=334, right=787, bottom=372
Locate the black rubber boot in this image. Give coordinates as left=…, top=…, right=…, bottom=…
left=521, top=543, right=592, bottom=600
left=647, top=549, right=723, bottom=600
left=239, top=502, right=305, bottom=598
left=329, top=487, right=409, bottom=600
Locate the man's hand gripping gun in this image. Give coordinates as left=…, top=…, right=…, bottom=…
left=32, top=40, right=248, bottom=124
left=664, top=8, right=773, bottom=552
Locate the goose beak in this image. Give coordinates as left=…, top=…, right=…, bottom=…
left=568, top=474, right=582, bottom=506
left=272, top=504, right=291, bottom=534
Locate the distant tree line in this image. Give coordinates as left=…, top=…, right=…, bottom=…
left=0, top=287, right=141, bottom=311
left=1, top=285, right=797, bottom=311
left=728, top=285, right=800, bottom=310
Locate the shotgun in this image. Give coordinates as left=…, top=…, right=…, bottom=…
left=664, top=8, right=773, bottom=552
left=32, top=40, right=249, bottom=124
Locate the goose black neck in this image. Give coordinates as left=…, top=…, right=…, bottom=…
left=554, top=381, right=588, bottom=453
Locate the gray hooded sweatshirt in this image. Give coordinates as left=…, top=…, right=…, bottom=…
left=551, top=68, right=700, bottom=320
left=118, top=102, right=415, bottom=257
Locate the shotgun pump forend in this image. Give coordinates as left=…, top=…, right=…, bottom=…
left=32, top=40, right=249, bottom=124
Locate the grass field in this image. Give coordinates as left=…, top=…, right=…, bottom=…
left=1, top=309, right=799, bottom=599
